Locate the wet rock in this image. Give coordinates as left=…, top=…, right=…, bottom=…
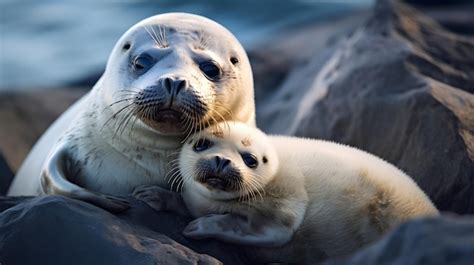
left=257, top=0, right=474, bottom=214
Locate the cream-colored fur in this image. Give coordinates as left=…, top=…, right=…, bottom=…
left=135, top=122, right=439, bottom=263
left=267, top=136, right=439, bottom=263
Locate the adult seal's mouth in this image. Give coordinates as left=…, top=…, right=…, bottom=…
left=154, top=109, right=183, bottom=123
left=141, top=108, right=186, bottom=135
left=130, top=80, right=211, bottom=135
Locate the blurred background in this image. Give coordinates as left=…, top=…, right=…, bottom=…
left=0, top=0, right=373, bottom=90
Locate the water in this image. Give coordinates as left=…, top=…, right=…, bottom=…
left=0, top=0, right=372, bottom=90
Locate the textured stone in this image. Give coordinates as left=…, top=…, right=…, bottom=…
left=325, top=215, right=474, bottom=265
left=257, top=0, right=474, bottom=214
left=0, top=196, right=257, bottom=265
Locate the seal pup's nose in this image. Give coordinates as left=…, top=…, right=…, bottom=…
left=160, top=76, right=188, bottom=96
left=213, top=155, right=231, bottom=174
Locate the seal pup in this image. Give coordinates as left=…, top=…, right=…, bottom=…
left=134, top=122, right=439, bottom=263
left=8, top=13, right=255, bottom=212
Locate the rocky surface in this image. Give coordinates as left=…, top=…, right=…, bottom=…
left=256, top=0, right=474, bottom=214
left=423, top=3, right=474, bottom=35
left=1, top=0, right=474, bottom=264
left=0, top=196, right=258, bottom=265
left=325, top=215, right=474, bottom=265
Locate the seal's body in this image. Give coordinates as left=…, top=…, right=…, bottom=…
left=135, top=122, right=439, bottom=263
left=8, top=13, right=255, bottom=211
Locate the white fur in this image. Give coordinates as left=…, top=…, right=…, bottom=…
left=8, top=13, right=255, bottom=196
left=178, top=122, right=439, bottom=263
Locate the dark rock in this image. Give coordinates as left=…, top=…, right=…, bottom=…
left=0, top=196, right=258, bottom=265
left=0, top=88, right=88, bottom=172
left=0, top=153, right=13, bottom=195
left=325, top=215, right=474, bottom=265
left=422, top=3, right=474, bottom=36
left=251, top=11, right=368, bottom=107
left=257, top=0, right=474, bottom=214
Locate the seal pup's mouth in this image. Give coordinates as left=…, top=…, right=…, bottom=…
left=194, top=158, right=243, bottom=192
left=202, top=174, right=229, bottom=190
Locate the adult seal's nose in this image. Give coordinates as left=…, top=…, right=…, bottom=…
left=213, top=155, right=231, bottom=174
left=160, top=76, right=188, bottom=96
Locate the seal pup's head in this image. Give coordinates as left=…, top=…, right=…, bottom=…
left=177, top=122, right=278, bottom=201
left=100, top=13, right=255, bottom=138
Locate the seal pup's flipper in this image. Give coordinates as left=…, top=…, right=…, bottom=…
left=183, top=213, right=293, bottom=247
left=40, top=143, right=130, bottom=212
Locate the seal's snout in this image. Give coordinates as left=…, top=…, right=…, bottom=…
left=196, top=157, right=241, bottom=191
left=131, top=73, right=209, bottom=134
left=212, top=155, right=231, bottom=174
left=159, top=76, right=188, bottom=97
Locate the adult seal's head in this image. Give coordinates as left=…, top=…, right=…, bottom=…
left=99, top=13, right=255, bottom=138
left=177, top=122, right=279, bottom=201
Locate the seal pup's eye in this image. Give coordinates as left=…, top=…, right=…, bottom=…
left=193, top=139, right=213, bottom=152
left=132, top=54, right=154, bottom=71
left=230, top=57, right=239, bottom=65
left=199, top=61, right=221, bottom=81
left=241, top=153, right=258, bottom=168
left=123, top=43, right=131, bottom=50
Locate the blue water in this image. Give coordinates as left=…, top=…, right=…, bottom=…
left=0, top=0, right=372, bottom=89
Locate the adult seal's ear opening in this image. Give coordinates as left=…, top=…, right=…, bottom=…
left=8, top=13, right=256, bottom=212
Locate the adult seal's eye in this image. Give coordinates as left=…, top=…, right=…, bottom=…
left=199, top=61, right=221, bottom=81
left=241, top=153, right=258, bottom=168
left=193, top=139, right=212, bottom=152
left=132, top=55, right=154, bottom=71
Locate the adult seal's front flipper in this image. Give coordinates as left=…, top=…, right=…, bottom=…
left=41, top=142, right=130, bottom=213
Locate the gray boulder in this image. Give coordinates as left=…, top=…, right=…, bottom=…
left=325, top=215, right=474, bottom=265
left=0, top=196, right=259, bottom=265
left=256, top=0, right=474, bottom=214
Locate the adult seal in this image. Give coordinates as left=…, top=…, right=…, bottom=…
left=8, top=13, right=255, bottom=212
left=135, top=122, right=439, bottom=263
